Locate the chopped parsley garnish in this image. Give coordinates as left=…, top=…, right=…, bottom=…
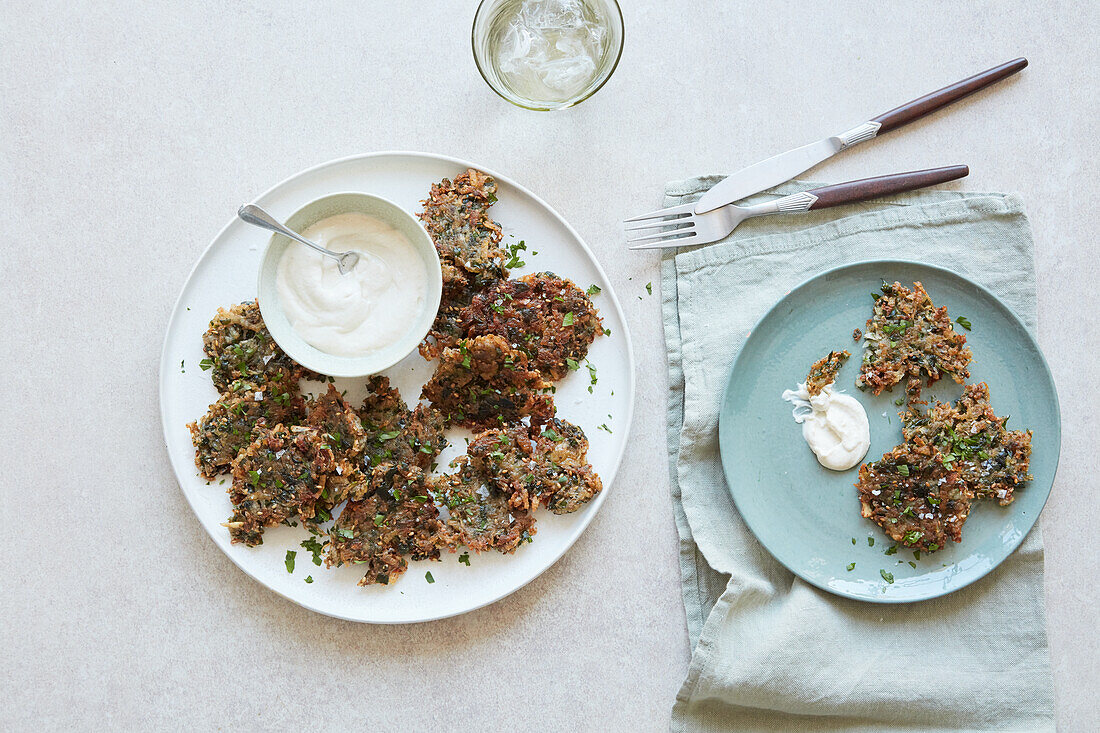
left=880, top=569, right=894, bottom=584
left=597, top=423, right=612, bottom=434
left=586, top=362, right=598, bottom=392
left=885, top=544, right=898, bottom=556
left=867, top=537, right=875, bottom=547
left=198, top=358, right=214, bottom=371
left=373, top=513, right=385, bottom=527
left=897, top=464, right=910, bottom=477
left=645, top=282, right=653, bottom=295
left=851, top=538, right=857, bottom=545
left=846, top=562, right=856, bottom=571
left=955, top=316, right=972, bottom=331
left=504, top=240, right=527, bottom=269
left=459, top=553, right=470, bottom=566
left=180, top=359, right=185, bottom=373
left=562, top=312, right=575, bottom=327
left=304, top=575, right=313, bottom=583
left=301, top=537, right=325, bottom=566
left=425, top=571, right=435, bottom=584
left=377, top=430, right=401, bottom=441
left=565, top=357, right=580, bottom=371
left=586, top=284, right=601, bottom=295
left=284, top=550, right=296, bottom=573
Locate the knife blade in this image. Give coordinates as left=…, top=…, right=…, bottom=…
left=692, top=133, right=852, bottom=214
left=694, top=57, right=1027, bottom=214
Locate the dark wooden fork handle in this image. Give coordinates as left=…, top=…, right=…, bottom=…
left=871, top=58, right=1027, bottom=134
left=806, top=165, right=969, bottom=210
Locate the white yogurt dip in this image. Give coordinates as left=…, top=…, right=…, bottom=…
left=276, top=212, right=426, bottom=358
left=782, top=383, right=870, bottom=471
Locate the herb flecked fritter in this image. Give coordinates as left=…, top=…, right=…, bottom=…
left=420, top=334, right=554, bottom=429
left=201, top=300, right=315, bottom=392
left=902, top=382, right=1032, bottom=506
left=188, top=382, right=305, bottom=479
left=226, top=424, right=337, bottom=546
left=856, top=439, right=973, bottom=552
left=435, top=467, right=537, bottom=554
left=326, top=464, right=444, bottom=586
left=356, top=376, right=447, bottom=472
left=805, top=350, right=850, bottom=397
left=418, top=169, right=509, bottom=358
left=465, top=418, right=602, bottom=514
left=856, top=281, right=972, bottom=399
left=458, top=272, right=603, bottom=381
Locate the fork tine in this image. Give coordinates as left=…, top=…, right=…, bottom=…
left=623, top=216, right=693, bottom=233
left=625, top=225, right=698, bottom=246
left=622, top=201, right=695, bottom=223
left=628, top=232, right=701, bottom=250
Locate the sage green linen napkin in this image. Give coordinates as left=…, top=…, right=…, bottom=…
left=661, top=180, right=1055, bottom=732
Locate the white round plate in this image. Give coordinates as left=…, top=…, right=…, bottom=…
left=159, top=152, right=635, bottom=623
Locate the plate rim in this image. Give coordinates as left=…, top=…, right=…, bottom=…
left=717, top=258, right=1061, bottom=604
left=158, top=150, right=636, bottom=623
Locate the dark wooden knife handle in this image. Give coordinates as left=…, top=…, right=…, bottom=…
left=872, top=58, right=1027, bottom=134
left=807, top=165, right=969, bottom=210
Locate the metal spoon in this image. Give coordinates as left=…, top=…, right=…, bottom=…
left=237, top=204, right=360, bottom=275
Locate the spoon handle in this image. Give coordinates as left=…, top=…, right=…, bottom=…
left=237, top=204, right=332, bottom=259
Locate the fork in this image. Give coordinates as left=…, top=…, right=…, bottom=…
left=624, top=165, right=968, bottom=250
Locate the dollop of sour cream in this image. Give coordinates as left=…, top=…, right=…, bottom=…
left=276, top=212, right=426, bottom=358
left=781, top=383, right=870, bottom=471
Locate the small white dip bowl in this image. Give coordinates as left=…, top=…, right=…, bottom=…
left=257, top=192, right=441, bottom=378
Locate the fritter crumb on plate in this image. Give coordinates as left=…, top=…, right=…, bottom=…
left=226, top=424, right=337, bottom=546
left=188, top=382, right=305, bottom=479
left=420, top=334, right=554, bottom=430
left=418, top=169, right=508, bottom=358
left=326, top=464, right=444, bottom=586
left=458, top=272, right=603, bottom=381
left=856, top=438, right=973, bottom=552
left=856, top=281, right=972, bottom=400
left=466, top=418, right=602, bottom=514
left=805, top=350, right=849, bottom=397
left=202, top=300, right=315, bottom=392
left=903, top=382, right=1032, bottom=506
left=435, top=467, right=537, bottom=554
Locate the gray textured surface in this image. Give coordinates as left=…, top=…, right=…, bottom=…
left=1, top=1, right=1096, bottom=730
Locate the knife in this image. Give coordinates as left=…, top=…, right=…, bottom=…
left=694, top=57, right=1027, bottom=214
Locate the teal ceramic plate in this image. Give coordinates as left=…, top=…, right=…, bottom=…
left=718, top=260, right=1060, bottom=603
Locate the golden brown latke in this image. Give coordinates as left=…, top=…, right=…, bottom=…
left=420, top=334, right=554, bottom=430
left=465, top=419, right=602, bottom=514
left=418, top=169, right=509, bottom=358
left=201, top=300, right=315, bottom=392
left=457, top=272, right=603, bottom=381
left=856, top=438, right=973, bottom=552
left=903, top=383, right=1032, bottom=506
left=188, top=382, right=306, bottom=479
left=435, top=466, right=537, bottom=554
left=226, top=424, right=337, bottom=546
left=805, top=350, right=850, bottom=397
left=356, top=377, right=448, bottom=472
left=856, top=281, right=972, bottom=400
left=326, top=464, right=444, bottom=586
left=306, top=385, right=369, bottom=505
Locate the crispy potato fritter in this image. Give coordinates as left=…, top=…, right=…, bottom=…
left=418, top=169, right=509, bottom=358
left=201, top=300, right=315, bottom=392
left=857, top=439, right=973, bottom=552
left=226, top=424, right=337, bottom=546
left=326, top=464, right=444, bottom=586
left=903, top=383, right=1032, bottom=506
left=458, top=272, right=603, bottom=381
left=188, top=383, right=305, bottom=479
left=856, top=281, right=972, bottom=399
left=421, top=334, right=554, bottom=429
